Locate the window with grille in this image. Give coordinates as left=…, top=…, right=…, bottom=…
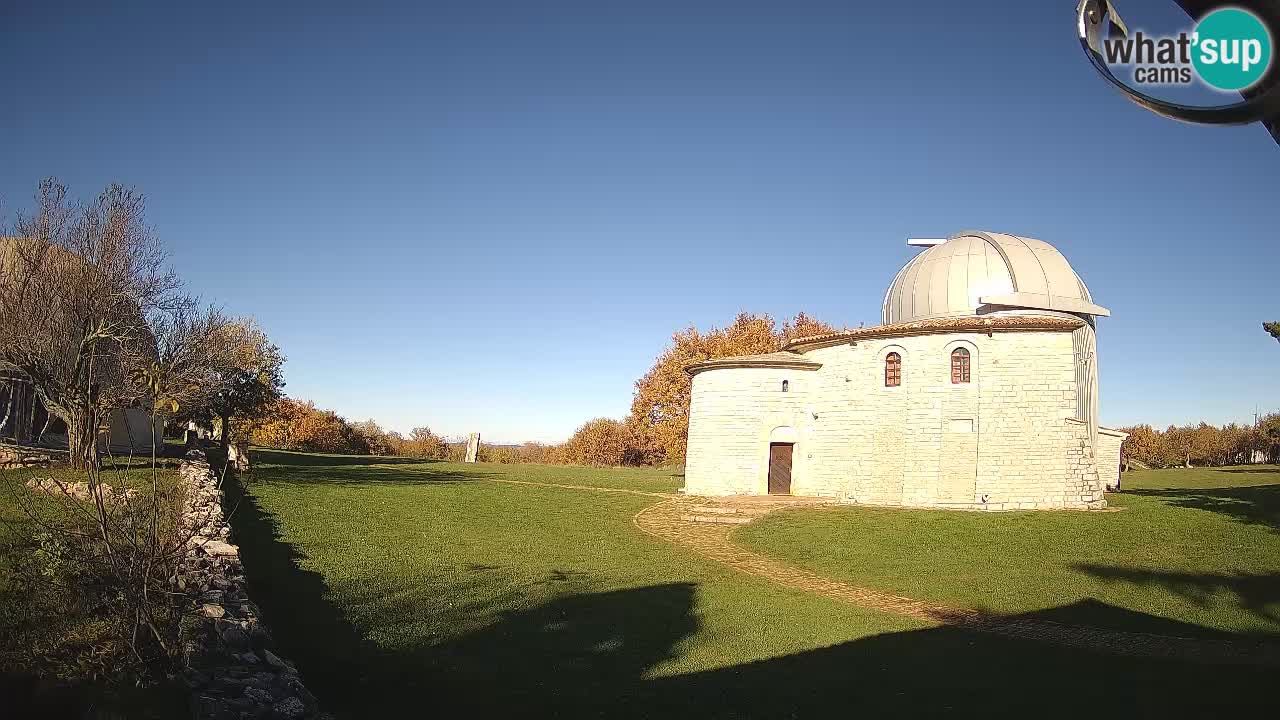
left=951, top=348, right=971, bottom=384
left=884, top=352, right=901, bottom=387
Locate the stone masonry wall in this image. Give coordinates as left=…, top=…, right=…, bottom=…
left=683, top=329, right=1106, bottom=510
left=685, top=367, right=810, bottom=495
left=177, top=453, right=331, bottom=720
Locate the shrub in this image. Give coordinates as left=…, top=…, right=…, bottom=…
left=395, top=427, right=449, bottom=460
left=246, top=397, right=368, bottom=454
left=558, top=418, right=644, bottom=467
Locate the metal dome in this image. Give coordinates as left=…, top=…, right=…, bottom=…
left=881, top=231, right=1109, bottom=325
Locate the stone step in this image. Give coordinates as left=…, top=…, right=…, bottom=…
left=679, top=514, right=754, bottom=525
left=693, top=506, right=744, bottom=515
left=698, top=506, right=772, bottom=516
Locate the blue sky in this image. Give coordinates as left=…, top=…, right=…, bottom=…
left=3, top=0, right=1277, bottom=443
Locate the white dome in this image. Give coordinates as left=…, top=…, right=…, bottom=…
left=881, top=231, right=1109, bottom=325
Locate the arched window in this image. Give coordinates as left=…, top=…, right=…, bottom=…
left=884, top=352, right=901, bottom=387
left=951, top=347, right=971, bottom=384
left=781, top=380, right=789, bottom=393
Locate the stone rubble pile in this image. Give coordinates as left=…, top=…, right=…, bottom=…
left=178, top=451, right=331, bottom=720
left=25, top=476, right=137, bottom=502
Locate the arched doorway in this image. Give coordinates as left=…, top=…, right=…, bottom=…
left=767, top=426, right=798, bottom=495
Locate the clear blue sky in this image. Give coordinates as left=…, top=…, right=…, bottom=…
left=3, top=0, right=1277, bottom=443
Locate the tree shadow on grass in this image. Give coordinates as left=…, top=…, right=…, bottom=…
left=1125, top=484, right=1280, bottom=531
left=252, top=448, right=443, bottom=467
left=1074, top=564, right=1280, bottom=635
left=226, top=483, right=1277, bottom=718
left=246, top=449, right=495, bottom=487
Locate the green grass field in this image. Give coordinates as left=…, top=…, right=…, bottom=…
left=738, top=466, right=1280, bottom=638
left=228, top=451, right=1278, bottom=717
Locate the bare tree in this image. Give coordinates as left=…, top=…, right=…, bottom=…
left=0, top=179, right=179, bottom=469
left=3, top=298, right=231, bottom=677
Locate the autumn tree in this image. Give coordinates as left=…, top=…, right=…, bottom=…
left=351, top=419, right=397, bottom=455
left=780, top=311, right=838, bottom=344
left=1262, top=413, right=1280, bottom=463
left=291, top=408, right=367, bottom=454
left=397, top=426, right=448, bottom=459
left=1118, top=424, right=1159, bottom=469
left=1265, top=321, right=1280, bottom=344
left=628, top=312, right=837, bottom=464
left=245, top=397, right=311, bottom=449
left=559, top=417, right=638, bottom=467
left=203, top=318, right=285, bottom=449
left=0, top=179, right=181, bottom=468
left=135, top=300, right=230, bottom=435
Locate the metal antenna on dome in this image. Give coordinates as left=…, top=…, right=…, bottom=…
left=906, top=238, right=946, bottom=247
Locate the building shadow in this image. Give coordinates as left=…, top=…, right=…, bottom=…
left=1125, top=483, right=1280, bottom=531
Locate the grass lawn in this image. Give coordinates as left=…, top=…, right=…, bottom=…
left=737, top=466, right=1280, bottom=639
left=235, top=450, right=1277, bottom=718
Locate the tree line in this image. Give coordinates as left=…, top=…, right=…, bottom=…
left=239, top=312, right=839, bottom=467
left=245, top=314, right=1280, bottom=470
left=1119, top=415, right=1280, bottom=469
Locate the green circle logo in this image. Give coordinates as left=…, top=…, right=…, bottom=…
left=1191, top=8, right=1273, bottom=91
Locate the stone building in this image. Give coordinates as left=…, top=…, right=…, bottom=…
left=683, top=231, right=1126, bottom=510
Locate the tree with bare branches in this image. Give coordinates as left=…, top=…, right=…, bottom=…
left=0, top=179, right=180, bottom=468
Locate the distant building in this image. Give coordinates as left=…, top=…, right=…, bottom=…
left=0, top=365, right=162, bottom=455
left=1, top=236, right=164, bottom=456
left=682, top=231, right=1126, bottom=510
left=0, top=377, right=162, bottom=456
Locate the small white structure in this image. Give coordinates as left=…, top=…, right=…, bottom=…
left=1, top=366, right=162, bottom=455
left=683, top=231, right=1126, bottom=510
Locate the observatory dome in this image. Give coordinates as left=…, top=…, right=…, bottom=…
left=881, top=231, right=1109, bottom=325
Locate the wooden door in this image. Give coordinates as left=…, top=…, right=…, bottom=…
left=768, top=443, right=793, bottom=495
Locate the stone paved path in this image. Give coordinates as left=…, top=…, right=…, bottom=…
left=629, top=494, right=1280, bottom=668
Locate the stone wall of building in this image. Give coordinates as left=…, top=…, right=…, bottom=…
left=1096, top=426, right=1127, bottom=491
left=683, top=329, right=1107, bottom=510
left=685, top=366, right=811, bottom=496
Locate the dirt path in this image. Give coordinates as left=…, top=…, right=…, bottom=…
left=628, top=495, right=1280, bottom=668
left=486, top=477, right=676, bottom=499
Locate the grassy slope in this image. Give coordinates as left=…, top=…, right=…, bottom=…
left=738, top=466, right=1280, bottom=637
left=0, top=460, right=187, bottom=717
left=240, top=451, right=1275, bottom=717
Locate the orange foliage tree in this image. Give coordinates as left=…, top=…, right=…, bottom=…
left=627, top=312, right=838, bottom=465
left=558, top=418, right=640, bottom=467
left=246, top=397, right=368, bottom=454
left=397, top=427, right=449, bottom=459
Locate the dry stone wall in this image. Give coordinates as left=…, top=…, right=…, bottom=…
left=178, top=453, right=331, bottom=720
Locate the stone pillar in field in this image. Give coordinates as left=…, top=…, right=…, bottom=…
left=464, top=433, right=480, bottom=463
